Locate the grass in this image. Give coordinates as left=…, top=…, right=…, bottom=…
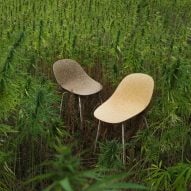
left=0, top=0, right=191, bottom=190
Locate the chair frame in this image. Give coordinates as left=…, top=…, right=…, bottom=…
left=94, top=117, right=149, bottom=164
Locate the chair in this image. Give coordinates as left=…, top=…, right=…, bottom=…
left=53, top=59, right=103, bottom=125
left=94, top=73, right=154, bottom=164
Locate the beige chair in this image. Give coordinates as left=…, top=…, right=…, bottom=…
left=53, top=59, right=102, bottom=124
left=94, top=73, right=154, bottom=164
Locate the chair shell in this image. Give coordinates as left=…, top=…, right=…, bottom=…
left=94, top=73, right=154, bottom=123
left=53, top=59, right=102, bottom=96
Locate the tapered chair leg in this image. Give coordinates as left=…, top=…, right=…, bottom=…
left=94, top=120, right=101, bottom=152
left=99, top=92, right=102, bottom=104
left=144, top=117, right=148, bottom=128
left=122, top=123, right=125, bottom=165
left=78, top=96, right=83, bottom=128
left=60, top=92, right=65, bottom=118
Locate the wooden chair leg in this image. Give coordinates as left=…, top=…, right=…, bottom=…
left=122, top=123, right=125, bottom=165
left=60, top=92, right=65, bottom=118
left=99, top=92, right=102, bottom=104
left=94, top=120, right=101, bottom=152
left=144, top=117, right=148, bottom=128
left=78, top=96, right=83, bottom=128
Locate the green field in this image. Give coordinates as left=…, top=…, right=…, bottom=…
left=1, top=0, right=191, bottom=190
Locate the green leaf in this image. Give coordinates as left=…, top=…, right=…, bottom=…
left=59, top=178, right=73, bottom=191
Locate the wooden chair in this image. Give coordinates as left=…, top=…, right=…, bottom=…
left=94, top=73, right=154, bottom=164
left=53, top=59, right=102, bottom=125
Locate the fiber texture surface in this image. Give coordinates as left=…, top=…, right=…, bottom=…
left=94, top=73, right=154, bottom=123
left=53, top=59, right=102, bottom=95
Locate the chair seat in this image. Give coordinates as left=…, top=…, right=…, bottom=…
left=94, top=73, right=154, bottom=123
left=94, top=98, right=149, bottom=123
left=53, top=59, right=102, bottom=96
left=60, top=75, right=102, bottom=95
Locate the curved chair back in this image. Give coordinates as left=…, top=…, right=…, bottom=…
left=112, top=73, right=154, bottom=109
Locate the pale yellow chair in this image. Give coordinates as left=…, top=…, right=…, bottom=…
left=94, top=73, right=154, bottom=164
left=53, top=59, right=102, bottom=125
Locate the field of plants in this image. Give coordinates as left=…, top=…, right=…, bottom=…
left=1, top=0, right=191, bottom=190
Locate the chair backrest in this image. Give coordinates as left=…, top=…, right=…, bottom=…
left=111, top=73, right=154, bottom=109
left=53, top=59, right=88, bottom=86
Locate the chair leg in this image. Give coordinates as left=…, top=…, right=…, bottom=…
left=99, top=92, right=102, bottom=104
left=122, top=123, right=125, bottom=165
left=78, top=96, right=83, bottom=128
left=94, top=120, right=101, bottom=152
left=60, top=92, right=65, bottom=118
left=144, top=117, right=148, bottom=128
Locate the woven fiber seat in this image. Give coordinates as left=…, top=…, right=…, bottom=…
left=93, top=73, right=154, bottom=164
left=53, top=59, right=102, bottom=96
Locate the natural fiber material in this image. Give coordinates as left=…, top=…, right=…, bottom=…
left=94, top=73, right=154, bottom=123
left=53, top=59, right=102, bottom=95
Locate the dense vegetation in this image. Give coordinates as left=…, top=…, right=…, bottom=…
left=0, top=0, right=191, bottom=190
